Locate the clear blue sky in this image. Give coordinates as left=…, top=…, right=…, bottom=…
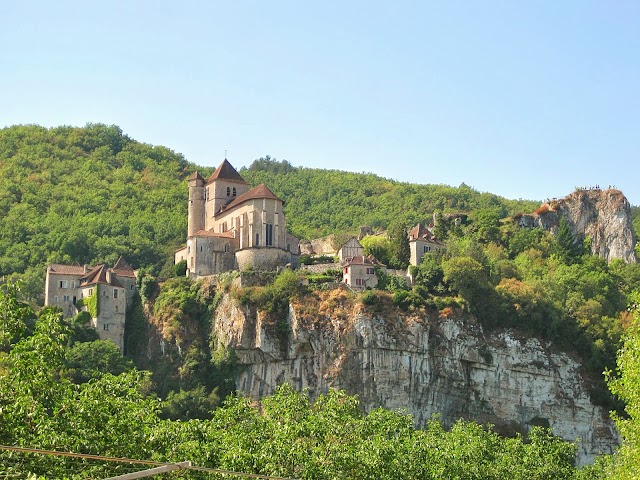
left=2, top=1, right=638, bottom=205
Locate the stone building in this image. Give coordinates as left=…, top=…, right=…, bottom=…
left=175, top=159, right=300, bottom=277
left=44, top=257, right=137, bottom=353
left=342, top=255, right=379, bottom=290
left=408, top=223, right=445, bottom=266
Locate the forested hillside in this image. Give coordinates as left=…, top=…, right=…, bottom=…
left=0, top=124, right=195, bottom=301
left=241, top=156, right=540, bottom=239
left=0, top=124, right=541, bottom=302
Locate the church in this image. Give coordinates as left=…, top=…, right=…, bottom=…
left=174, top=159, right=299, bottom=277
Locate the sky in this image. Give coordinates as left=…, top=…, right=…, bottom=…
left=2, top=1, right=639, bottom=205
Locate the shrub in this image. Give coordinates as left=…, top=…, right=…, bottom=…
left=174, top=259, right=187, bottom=277
left=361, top=290, right=378, bottom=305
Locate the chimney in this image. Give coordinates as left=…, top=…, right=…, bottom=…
left=83, top=264, right=88, bottom=274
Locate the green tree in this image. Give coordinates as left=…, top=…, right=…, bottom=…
left=554, top=217, right=582, bottom=263
left=388, top=222, right=410, bottom=269
left=606, top=298, right=640, bottom=478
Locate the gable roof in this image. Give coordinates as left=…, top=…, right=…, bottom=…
left=215, top=183, right=282, bottom=216
left=338, top=236, right=363, bottom=250
left=206, top=159, right=248, bottom=185
left=111, top=256, right=136, bottom=277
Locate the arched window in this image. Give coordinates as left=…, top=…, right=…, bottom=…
left=226, top=187, right=231, bottom=196
left=232, top=187, right=237, bottom=197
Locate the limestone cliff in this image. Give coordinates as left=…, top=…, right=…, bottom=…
left=213, top=290, right=617, bottom=465
left=517, top=188, right=637, bottom=263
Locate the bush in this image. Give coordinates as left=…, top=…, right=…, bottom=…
left=174, top=259, right=187, bottom=277
left=361, top=290, right=378, bottom=305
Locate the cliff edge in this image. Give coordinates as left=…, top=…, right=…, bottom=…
left=213, top=290, right=617, bottom=465
left=517, top=188, right=637, bottom=263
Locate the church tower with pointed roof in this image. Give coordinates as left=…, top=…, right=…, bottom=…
left=176, top=158, right=300, bottom=277
left=204, top=159, right=251, bottom=222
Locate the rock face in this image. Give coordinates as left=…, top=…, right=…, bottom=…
left=213, top=293, right=618, bottom=465
left=517, top=188, right=637, bottom=263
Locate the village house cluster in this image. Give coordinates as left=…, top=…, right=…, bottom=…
left=44, top=159, right=446, bottom=350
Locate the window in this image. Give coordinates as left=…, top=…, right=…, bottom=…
left=59, top=280, right=69, bottom=289
left=103, top=324, right=109, bottom=331
left=200, top=245, right=203, bottom=252
left=115, top=305, right=119, bottom=312
left=226, top=187, right=231, bottom=196
left=224, top=243, right=229, bottom=253
left=63, top=295, right=70, bottom=302
left=130, top=284, right=134, bottom=290
left=265, top=223, right=273, bottom=246
left=344, top=267, right=348, bottom=274
left=188, top=246, right=191, bottom=253
left=356, top=278, right=364, bottom=286
left=367, top=267, right=375, bottom=274
left=103, top=289, right=107, bottom=297
left=255, top=233, right=259, bottom=246
left=113, top=289, right=118, bottom=299
left=88, top=289, right=93, bottom=296
left=232, top=187, right=237, bottom=197
left=423, top=245, right=431, bottom=253
left=53, top=296, right=58, bottom=304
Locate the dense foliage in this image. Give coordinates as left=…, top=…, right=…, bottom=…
left=0, top=124, right=197, bottom=302
left=241, top=156, right=540, bottom=240
left=0, top=284, right=602, bottom=478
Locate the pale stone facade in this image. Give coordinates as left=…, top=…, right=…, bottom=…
left=179, top=160, right=300, bottom=277
left=44, top=257, right=137, bottom=353
left=408, top=223, right=445, bottom=267
left=342, top=256, right=378, bottom=290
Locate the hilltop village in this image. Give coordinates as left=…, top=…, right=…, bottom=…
left=43, top=159, right=447, bottom=351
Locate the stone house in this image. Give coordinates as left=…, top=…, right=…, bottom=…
left=338, top=237, right=364, bottom=262
left=44, top=257, right=137, bottom=353
left=408, top=223, right=445, bottom=267
left=342, top=255, right=379, bottom=290
left=175, top=159, right=300, bottom=277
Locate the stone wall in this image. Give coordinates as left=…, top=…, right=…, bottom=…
left=235, top=247, right=291, bottom=271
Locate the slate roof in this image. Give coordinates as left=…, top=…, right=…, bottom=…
left=215, top=184, right=282, bottom=216
left=48, top=264, right=87, bottom=275
left=206, top=159, right=248, bottom=185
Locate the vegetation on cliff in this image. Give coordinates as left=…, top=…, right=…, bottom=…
left=0, top=283, right=606, bottom=478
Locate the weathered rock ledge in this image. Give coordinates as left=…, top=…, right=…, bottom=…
left=213, top=293, right=617, bottom=465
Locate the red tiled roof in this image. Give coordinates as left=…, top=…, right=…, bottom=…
left=408, top=223, right=444, bottom=245
left=192, top=229, right=236, bottom=239
left=206, top=159, right=248, bottom=185
left=48, top=264, right=88, bottom=275
left=111, top=256, right=136, bottom=277
left=408, top=223, right=430, bottom=241
left=343, top=255, right=381, bottom=266
left=80, top=264, right=124, bottom=288
left=215, top=184, right=282, bottom=216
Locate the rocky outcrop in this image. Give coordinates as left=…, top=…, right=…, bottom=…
left=517, top=188, right=637, bottom=263
left=213, top=292, right=618, bottom=465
